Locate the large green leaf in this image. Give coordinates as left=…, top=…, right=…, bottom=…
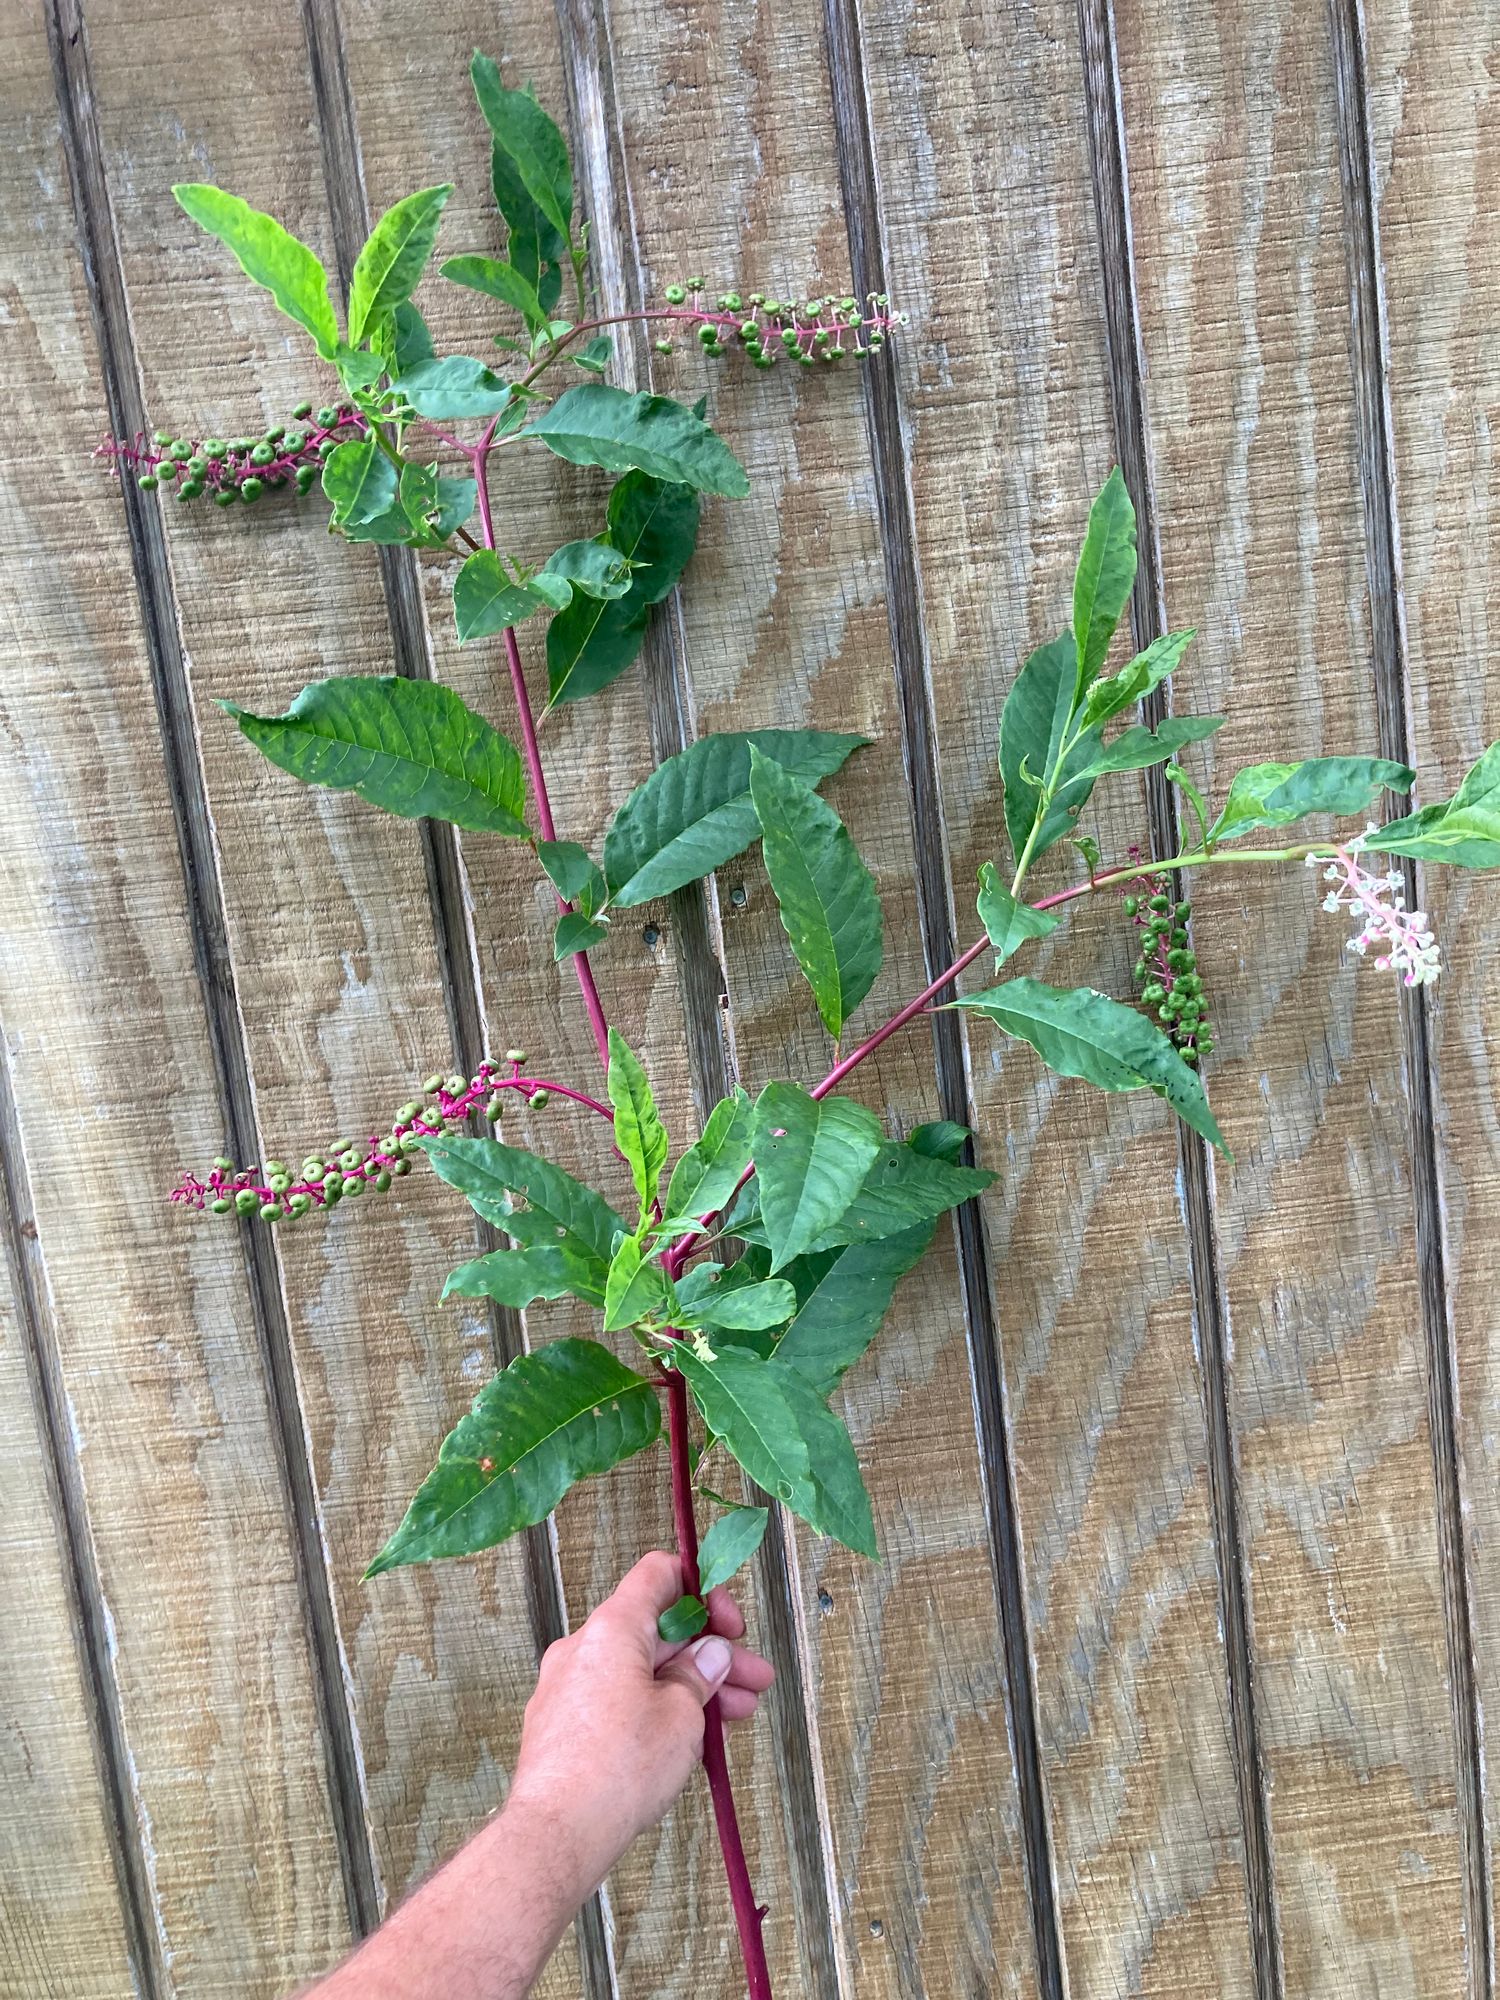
left=547, top=474, right=701, bottom=707
left=469, top=55, right=574, bottom=245
left=775, top=1224, right=933, bottom=1396
left=1375, top=743, right=1500, bottom=868
left=1072, top=466, right=1138, bottom=698
left=811, top=1142, right=995, bottom=1248
left=696, top=1505, right=769, bottom=1594
left=440, top=253, right=547, bottom=333
left=604, top=730, right=867, bottom=907
left=1074, top=714, right=1224, bottom=779
left=976, top=860, right=1059, bottom=968
left=173, top=184, right=339, bottom=358
left=366, top=1338, right=658, bottom=1573
left=396, top=355, right=516, bottom=421
left=348, top=184, right=452, bottom=346
left=523, top=385, right=749, bottom=497
left=1208, top=756, right=1414, bottom=845
left=602, top=1234, right=669, bottom=1332
left=607, top=1030, right=669, bottom=1220
left=453, top=549, right=571, bottom=643
left=998, top=632, right=1102, bottom=871
left=751, top=1082, right=883, bottom=1271
left=479, top=75, right=566, bottom=310
left=662, top=1090, right=754, bottom=1224
left=441, top=1242, right=605, bottom=1309
left=748, top=746, right=883, bottom=1038
left=955, top=976, right=1228, bottom=1153
left=221, top=676, right=530, bottom=836
left=421, top=1135, right=627, bottom=1263
left=683, top=1278, right=797, bottom=1333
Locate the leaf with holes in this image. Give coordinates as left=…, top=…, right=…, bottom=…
left=421, top=1135, right=626, bottom=1263
left=751, top=1082, right=883, bottom=1272
left=523, top=385, right=749, bottom=496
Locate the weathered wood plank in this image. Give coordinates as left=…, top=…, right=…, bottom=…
left=854, top=0, right=1260, bottom=1993
left=1114, top=0, right=1467, bottom=1990
left=599, top=3, right=1048, bottom=1994
left=0, top=4, right=353, bottom=1988
left=75, top=3, right=583, bottom=1990
left=1362, top=0, right=1500, bottom=1983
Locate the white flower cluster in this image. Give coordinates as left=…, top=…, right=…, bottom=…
left=1307, top=833, right=1441, bottom=986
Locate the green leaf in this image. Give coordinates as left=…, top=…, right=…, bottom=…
left=604, top=730, right=867, bottom=907
left=573, top=336, right=613, bottom=374
left=602, top=1233, right=668, bottom=1332
left=397, top=355, right=515, bottom=420
left=1208, top=756, right=1415, bottom=845
left=955, top=976, right=1229, bottom=1154
left=366, top=1338, right=659, bottom=1573
left=537, top=839, right=606, bottom=911
left=684, top=1278, right=797, bottom=1333
left=775, top=1225, right=933, bottom=1396
left=421, top=1135, right=627, bottom=1263
left=1074, top=714, right=1225, bottom=780
left=484, top=116, right=566, bottom=309
left=440, top=253, right=547, bottom=332
left=976, top=860, right=1060, bottom=968
left=1079, top=628, right=1196, bottom=729
left=748, top=746, right=883, bottom=1039
left=1375, top=744, right=1500, bottom=868
left=389, top=301, right=435, bottom=374
left=322, top=436, right=400, bottom=529
left=998, top=632, right=1102, bottom=871
left=221, top=676, right=529, bottom=836
left=607, top=1029, right=669, bottom=1220
left=751, top=1082, right=883, bottom=1272
left=696, top=1506, right=769, bottom=1595
left=663, top=1089, right=754, bottom=1224
left=335, top=344, right=386, bottom=390
left=553, top=911, right=609, bottom=959
left=781, top=1367, right=876, bottom=1556
left=657, top=1594, right=709, bottom=1643
left=809, top=1141, right=994, bottom=1248
left=399, top=463, right=477, bottom=545
left=522, top=385, right=749, bottom=497
left=441, top=1242, right=605, bottom=1309
left=172, top=184, right=340, bottom=359
left=909, top=1120, right=971, bottom=1163
left=454, top=550, right=569, bottom=643
left=543, top=539, right=633, bottom=600
left=348, top=184, right=453, bottom=346
left=547, top=474, right=700, bottom=706
left=469, top=55, right=574, bottom=245
left=1072, top=465, right=1138, bottom=698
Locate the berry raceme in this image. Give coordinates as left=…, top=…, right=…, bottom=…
left=649, top=282, right=905, bottom=368
left=1122, top=860, right=1214, bottom=1066
left=169, top=1054, right=606, bottom=1222
left=97, top=402, right=367, bottom=508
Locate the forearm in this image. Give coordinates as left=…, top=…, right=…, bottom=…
left=307, top=1794, right=592, bottom=2000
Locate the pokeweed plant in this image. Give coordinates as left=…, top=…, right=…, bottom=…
left=107, top=51, right=1500, bottom=2000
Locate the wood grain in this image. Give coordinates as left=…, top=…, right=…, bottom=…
left=1114, top=0, right=1467, bottom=1991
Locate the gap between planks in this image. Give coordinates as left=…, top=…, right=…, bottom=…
left=1074, top=0, right=1287, bottom=1993
left=554, top=0, right=848, bottom=1989
left=294, top=0, right=618, bottom=1986
left=820, top=1, right=1071, bottom=1995
left=1324, top=1, right=1493, bottom=1992
left=48, top=0, right=383, bottom=1944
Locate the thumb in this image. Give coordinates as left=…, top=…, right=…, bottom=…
left=656, top=1633, right=734, bottom=1706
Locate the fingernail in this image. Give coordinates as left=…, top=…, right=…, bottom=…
left=691, top=1635, right=733, bottom=1683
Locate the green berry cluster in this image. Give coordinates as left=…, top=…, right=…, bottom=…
left=103, top=402, right=364, bottom=509
left=1122, top=872, right=1215, bottom=1066
left=650, top=280, right=903, bottom=368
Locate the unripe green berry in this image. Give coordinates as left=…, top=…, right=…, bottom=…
left=396, top=1102, right=421, bottom=1124
left=302, top=1159, right=325, bottom=1179
left=399, top=1134, right=424, bottom=1155
left=213, top=1156, right=234, bottom=1171
left=1181, top=1046, right=1199, bottom=1066
left=240, top=477, right=264, bottom=502
left=158, top=460, right=179, bottom=481
left=1133, top=957, right=1146, bottom=981
left=424, top=1073, right=444, bottom=1094
left=339, top=1147, right=361, bottom=1170
left=268, top=1174, right=291, bottom=1196
left=1149, top=893, right=1170, bottom=913
left=664, top=284, right=687, bottom=304
left=289, top=1193, right=312, bottom=1216
left=168, top=441, right=192, bottom=462
left=391, top=1157, right=411, bottom=1177
left=214, top=488, right=237, bottom=507
left=295, top=466, right=316, bottom=494
left=685, top=275, right=705, bottom=291
left=260, top=1202, right=283, bottom=1221
left=235, top=1190, right=259, bottom=1215
left=373, top=1168, right=392, bottom=1192
left=317, top=438, right=338, bottom=458
left=210, top=1197, right=233, bottom=1214
left=486, top=1096, right=504, bottom=1121
left=178, top=480, right=204, bottom=501
left=316, top=407, right=338, bottom=428
left=292, top=400, right=313, bottom=420
left=1141, top=982, right=1166, bottom=1006
left=445, top=1073, right=465, bottom=1095
left=1166, top=948, right=1191, bottom=971
left=341, top=1176, right=364, bottom=1198
left=248, top=443, right=273, bottom=466
left=322, top=1169, right=342, bottom=1191
left=1123, top=895, right=1139, bottom=916
left=138, top=474, right=159, bottom=490
left=697, top=325, right=717, bottom=346
left=530, top=1088, right=551, bottom=1107
left=717, top=291, right=741, bottom=311
left=654, top=337, right=674, bottom=354
left=504, top=1048, right=527, bottom=1064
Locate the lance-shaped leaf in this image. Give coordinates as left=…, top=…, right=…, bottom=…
left=348, top=184, right=453, bottom=346
left=469, top=55, right=574, bottom=245
left=537, top=839, right=607, bottom=911
left=603, top=1234, right=669, bottom=1332
left=221, top=676, right=530, bottom=836
left=775, top=1225, right=933, bottom=1397
left=810, top=1142, right=995, bottom=1247
left=751, top=1082, right=883, bottom=1271
left=682, top=1279, right=797, bottom=1333
left=1079, top=628, right=1197, bottom=729
left=955, top=976, right=1228, bottom=1153
left=173, top=183, right=340, bottom=358
left=366, top=1338, right=659, bottom=1573
left=1208, top=756, right=1414, bottom=845
left=663, top=1089, right=754, bottom=1224
left=1072, top=465, right=1138, bottom=698
left=547, top=473, right=700, bottom=707
left=441, top=1242, right=605, bottom=1310
left=696, top=1506, right=769, bottom=1594
left=553, top=911, right=609, bottom=960
left=998, top=632, right=1102, bottom=871
left=480, top=87, right=566, bottom=312
left=1375, top=743, right=1500, bottom=869
left=453, top=549, right=573, bottom=643
left=421, top=1135, right=627, bottom=1262
left=522, top=385, right=750, bottom=497
left=1073, top=714, right=1224, bottom=780
left=749, top=745, right=883, bottom=1038
left=977, top=860, right=1060, bottom=968
left=604, top=730, right=867, bottom=907
left=607, top=1030, right=668, bottom=1220
left=396, top=355, right=516, bottom=420
left=440, top=253, right=548, bottom=333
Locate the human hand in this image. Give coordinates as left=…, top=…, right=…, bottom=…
left=505, top=1550, right=775, bottom=1897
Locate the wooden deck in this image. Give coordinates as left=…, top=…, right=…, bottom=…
left=2, top=0, right=1496, bottom=1993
